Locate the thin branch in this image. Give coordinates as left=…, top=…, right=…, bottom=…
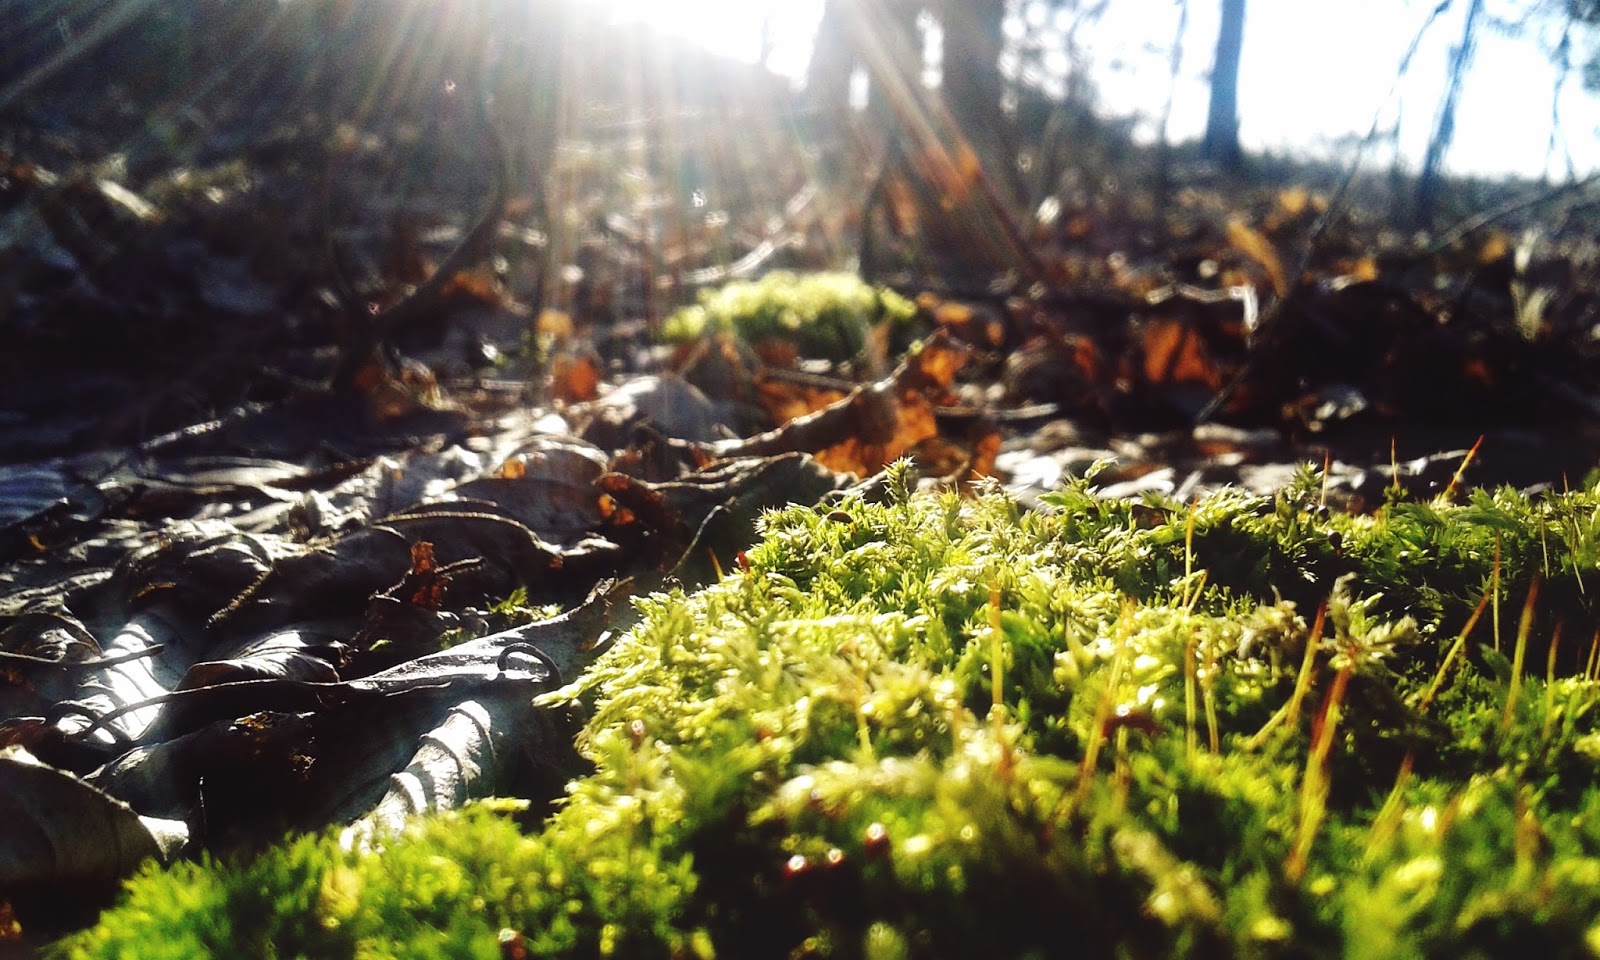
left=1430, top=170, right=1600, bottom=251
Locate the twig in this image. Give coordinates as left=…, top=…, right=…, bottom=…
left=1429, top=171, right=1600, bottom=252
left=0, top=644, right=165, bottom=672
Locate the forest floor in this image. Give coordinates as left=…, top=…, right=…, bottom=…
left=7, top=9, right=1600, bottom=953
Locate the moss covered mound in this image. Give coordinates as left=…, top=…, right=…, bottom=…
left=58, top=466, right=1600, bottom=959
left=661, top=271, right=917, bottom=361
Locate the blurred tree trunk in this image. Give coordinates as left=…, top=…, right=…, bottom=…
left=805, top=0, right=922, bottom=173
left=938, top=0, right=1016, bottom=198
left=1415, top=0, right=1483, bottom=227
left=1202, top=0, right=1246, bottom=171
left=939, top=0, right=1007, bottom=142
left=808, top=0, right=1042, bottom=284
left=807, top=0, right=855, bottom=123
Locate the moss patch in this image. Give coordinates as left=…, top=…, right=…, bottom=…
left=57, top=465, right=1600, bottom=959
left=661, top=271, right=918, bottom=361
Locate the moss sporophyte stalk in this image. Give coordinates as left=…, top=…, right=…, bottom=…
left=58, top=464, right=1600, bottom=958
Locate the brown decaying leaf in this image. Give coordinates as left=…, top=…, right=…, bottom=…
left=1140, top=314, right=1223, bottom=390
left=0, top=747, right=178, bottom=889
left=755, top=376, right=848, bottom=427
left=694, top=331, right=970, bottom=477
left=814, top=386, right=938, bottom=476
left=354, top=356, right=444, bottom=422
left=439, top=266, right=503, bottom=308
left=404, top=541, right=449, bottom=611
left=551, top=354, right=601, bottom=404
left=176, top=634, right=344, bottom=690
left=965, top=427, right=1001, bottom=485
left=900, top=337, right=970, bottom=394
left=931, top=299, right=1005, bottom=348
left=752, top=338, right=801, bottom=369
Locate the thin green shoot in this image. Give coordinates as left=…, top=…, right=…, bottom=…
left=1542, top=620, right=1563, bottom=744
left=1492, top=534, right=1503, bottom=652
left=1417, top=587, right=1491, bottom=715
left=1071, top=600, right=1134, bottom=816
left=1245, top=600, right=1326, bottom=751
left=1363, top=751, right=1415, bottom=860
left=1201, top=631, right=1221, bottom=755
left=1284, top=601, right=1328, bottom=731
left=1185, top=629, right=1198, bottom=764
left=1498, top=574, right=1540, bottom=739
left=988, top=578, right=1015, bottom=780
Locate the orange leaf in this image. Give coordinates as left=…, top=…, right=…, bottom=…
left=1226, top=218, right=1289, bottom=296
left=551, top=354, right=600, bottom=403
left=965, top=427, right=1002, bottom=484
left=905, top=337, right=971, bottom=392
left=914, top=141, right=981, bottom=209
left=497, top=455, right=527, bottom=480
left=1338, top=256, right=1380, bottom=283
left=756, top=377, right=847, bottom=426
left=1477, top=232, right=1511, bottom=265
left=933, top=301, right=1005, bottom=347
left=936, top=301, right=973, bottom=328
left=441, top=266, right=502, bottom=307
left=1141, top=315, right=1220, bottom=388
left=753, top=338, right=800, bottom=369
left=816, top=388, right=937, bottom=476
left=885, top=174, right=921, bottom=234
left=537, top=309, right=575, bottom=341
left=1277, top=186, right=1311, bottom=217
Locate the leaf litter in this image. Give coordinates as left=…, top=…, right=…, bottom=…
left=7, top=2, right=1600, bottom=954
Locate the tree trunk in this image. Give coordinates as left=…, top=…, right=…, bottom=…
left=1202, top=0, right=1246, bottom=172
left=1415, top=0, right=1484, bottom=228
left=939, top=0, right=1007, bottom=144
left=806, top=0, right=854, bottom=123
left=937, top=0, right=1016, bottom=198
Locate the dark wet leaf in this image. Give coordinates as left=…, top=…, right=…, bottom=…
left=0, top=747, right=183, bottom=890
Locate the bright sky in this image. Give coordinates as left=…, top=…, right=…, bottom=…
left=600, top=0, right=1600, bottom=179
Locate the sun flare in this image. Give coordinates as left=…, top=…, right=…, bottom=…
left=598, top=0, right=824, bottom=79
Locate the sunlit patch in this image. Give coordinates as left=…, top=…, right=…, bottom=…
left=599, top=0, right=824, bottom=78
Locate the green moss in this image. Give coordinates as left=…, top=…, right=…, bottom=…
left=661, top=271, right=918, bottom=361
left=57, top=466, right=1600, bottom=959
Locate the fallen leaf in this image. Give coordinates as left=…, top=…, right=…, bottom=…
left=1141, top=314, right=1222, bottom=389
left=1226, top=217, right=1289, bottom=296
left=551, top=354, right=600, bottom=403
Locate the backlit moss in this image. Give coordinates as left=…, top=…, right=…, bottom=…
left=57, top=467, right=1600, bottom=959
left=661, top=271, right=918, bottom=361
